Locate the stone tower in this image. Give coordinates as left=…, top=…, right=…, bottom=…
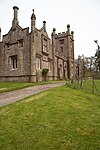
left=66, top=24, right=71, bottom=79
left=71, top=31, right=75, bottom=79
left=30, top=9, right=36, bottom=82
left=51, top=28, right=56, bottom=80
left=67, top=24, right=75, bottom=79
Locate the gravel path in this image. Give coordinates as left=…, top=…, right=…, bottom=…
left=0, top=82, right=65, bottom=106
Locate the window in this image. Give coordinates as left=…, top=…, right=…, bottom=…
left=60, top=64, right=62, bottom=74
left=36, top=57, right=41, bottom=69
left=60, top=39, right=64, bottom=45
left=70, top=40, right=72, bottom=48
left=61, top=46, right=63, bottom=53
left=20, top=41, right=23, bottom=47
left=19, top=39, right=23, bottom=48
left=48, top=61, right=52, bottom=71
left=43, top=39, right=47, bottom=52
left=6, top=43, right=10, bottom=50
left=11, top=55, right=18, bottom=70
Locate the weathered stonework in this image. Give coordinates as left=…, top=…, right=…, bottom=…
left=0, top=6, right=75, bottom=82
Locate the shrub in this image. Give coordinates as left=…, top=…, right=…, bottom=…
left=42, top=68, right=49, bottom=75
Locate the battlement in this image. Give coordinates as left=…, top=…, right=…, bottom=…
left=55, top=31, right=67, bottom=38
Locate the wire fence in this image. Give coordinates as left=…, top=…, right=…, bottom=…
left=66, top=78, right=100, bottom=96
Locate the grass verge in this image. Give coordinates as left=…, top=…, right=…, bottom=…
left=0, top=86, right=100, bottom=150
left=0, top=80, right=64, bottom=93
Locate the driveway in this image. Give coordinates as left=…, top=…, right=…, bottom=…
left=0, top=82, right=65, bottom=106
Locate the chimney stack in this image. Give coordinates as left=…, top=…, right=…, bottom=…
left=51, top=28, right=56, bottom=37
left=71, top=31, right=74, bottom=40
left=53, top=28, right=56, bottom=33
left=31, top=9, right=36, bottom=31
left=43, top=21, right=46, bottom=32
left=12, top=6, right=19, bottom=27
left=67, top=24, right=70, bottom=35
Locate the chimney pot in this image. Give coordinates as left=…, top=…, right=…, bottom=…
left=67, top=24, right=70, bottom=28
left=43, top=21, right=46, bottom=32
left=53, top=28, right=56, bottom=32
left=13, top=6, right=19, bottom=10
left=71, top=31, right=74, bottom=34
left=43, top=21, right=46, bottom=24
left=12, top=6, right=19, bottom=26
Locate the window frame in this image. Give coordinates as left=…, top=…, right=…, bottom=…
left=10, top=55, right=18, bottom=70
left=36, top=57, right=41, bottom=70
left=43, top=38, right=48, bottom=53
left=48, top=61, right=52, bottom=71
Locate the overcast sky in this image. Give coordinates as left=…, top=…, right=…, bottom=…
left=0, top=0, right=100, bottom=58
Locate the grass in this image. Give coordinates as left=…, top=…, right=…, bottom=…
left=0, top=85, right=100, bottom=150
left=0, top=80, right=64, bottom=93
left=83, top=80, right=100, bottom=93
left=66, top=80, right=100, bottom=95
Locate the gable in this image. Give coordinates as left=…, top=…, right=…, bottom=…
left=3, top=25, right=24, bottom=43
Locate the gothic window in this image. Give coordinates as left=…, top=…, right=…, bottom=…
left=36, top=57, right=41, bottom=69
left=43, top=39, right=47, bottom=52
left=11, top=55, right=18, bottom=70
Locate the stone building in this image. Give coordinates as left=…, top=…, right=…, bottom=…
left=0, top=6, right=75, bottom=82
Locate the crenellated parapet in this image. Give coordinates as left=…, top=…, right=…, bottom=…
left=55, top=32, right=67, bottom=38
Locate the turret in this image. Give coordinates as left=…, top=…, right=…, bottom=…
left=71, top=31, right=74, bottom=60
left=30, top=9, right=36, bottom=82
left=67, top=24, right=71, bottom=54
left=67, top=24, right=71, bottom=79
left=71, top=31, right=75, bottom=79
left=31, top=9, right=36, bottom=32
left=12, top=6, right=19, bottom=27
left=51, top=28, right=56, bottom=80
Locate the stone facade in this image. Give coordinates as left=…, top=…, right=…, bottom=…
left=0, top=6, right=75, bottom=82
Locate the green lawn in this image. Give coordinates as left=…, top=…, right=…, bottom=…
left=83, top=80, right=100, bottom=93
left=0, top=85, right=100, bottom=150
